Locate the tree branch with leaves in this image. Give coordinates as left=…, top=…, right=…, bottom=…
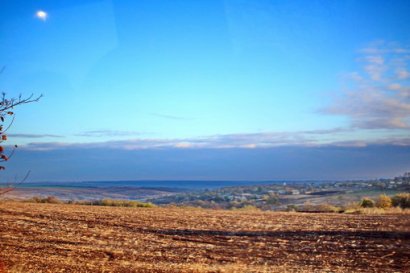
left=0, top=93, right=42, bottom=196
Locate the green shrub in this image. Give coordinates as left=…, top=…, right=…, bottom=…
left=375, top=194, right=392, bottom=209
left=360, top=197, right=375, bottom=208
left=392, top=193, right=410, bottom=208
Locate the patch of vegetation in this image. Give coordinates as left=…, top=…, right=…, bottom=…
left=22, top=191, right=409, bottom=214
left=78, top=199, right=156, bottom=208
left=375, top=194, right=392, bottom=208
left=359, top=193, right=410, bottom=209
left=150, top=173, right=410, bottom=211
left=342, top=193, right=410, bottom=214
left=392, top=193, right=410, bottom=209
left=26, top=196, right=63, bottom=204
left=25, top=196, right=155, bottom=208
left=231, top=205, right=261, bottom=211
left=298, top=203, right=342, bottom=213
left=360, top=198, right=375, bottom=208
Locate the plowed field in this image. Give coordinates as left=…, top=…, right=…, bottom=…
left=0, top=202, right=409, bottom=272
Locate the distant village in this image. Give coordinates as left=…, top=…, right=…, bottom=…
left=151, top=172, right=410, bottom=210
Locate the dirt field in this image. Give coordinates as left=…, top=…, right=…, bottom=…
left=0, top=202, right=409, bottom=272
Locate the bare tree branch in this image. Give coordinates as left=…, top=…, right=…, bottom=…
left=0, top=93, right=43, bottom=113
left=0, top=171, right=31, bottom=196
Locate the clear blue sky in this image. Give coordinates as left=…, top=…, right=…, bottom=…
left=0, top=0, right=409, bottom=181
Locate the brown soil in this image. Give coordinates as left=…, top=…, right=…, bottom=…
left=0, top=202, right=409, bottom=272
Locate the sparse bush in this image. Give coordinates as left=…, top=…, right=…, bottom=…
left=299, top=203, right=341, bottom=213
left=286, top=205, right=298, bottom=212
left=236, top=205, right=261, bottom=211
left=317, top=204, right=341, bottom=213
left=343, top=201, right=361, bottom=210
left=262, top=194, right=279, bottom=205
left=375, top=194, right=392, bottom=209
left=44, top=196, right=62, bottom=204
left=28, top=196, right=42, bottom=203
left=27, top=196, right=62, bottom=204
left=88, top=199, right=155, bottom=208
left=25, top=197, right=155, bottom=208
left=342, top=201, right=361, bottom=214
left=299, top=201, right=314, bottom=211
left=346, top=207, right=410, bottom=215
left=391, top=193, right=410, bottom=208
left=360, top=197, right=375, bottom=208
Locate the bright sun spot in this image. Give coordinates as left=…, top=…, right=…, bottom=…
left=35, top=10, right=48, bottom=21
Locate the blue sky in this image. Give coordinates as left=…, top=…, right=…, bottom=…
left=0, top=0, right=409, bottom=181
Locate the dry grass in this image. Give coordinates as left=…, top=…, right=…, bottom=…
left=0, top=201, right=409, bottom=272
left=344, top=206, right=410, bottom=215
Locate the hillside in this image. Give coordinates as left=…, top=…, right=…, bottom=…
left=0, top=202, right=409, bottom=272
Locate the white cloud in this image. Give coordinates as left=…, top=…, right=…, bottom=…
left=368, top=55, right=384, bottom=63
left=174, top=142, right=192, bottom=148
left=76, top=130, right=144, bottom=137
left=397, top=69, right=410, bottom=79
left=388, top=83, right=401, bottom=90
left=8, top=133, right=63, bottom=138
left=324, top=41, right=410, bottom=129
left=19, top=127, right=410, bottom=151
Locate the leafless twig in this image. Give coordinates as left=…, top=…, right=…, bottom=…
left=0, top=171, right=31, bottom=196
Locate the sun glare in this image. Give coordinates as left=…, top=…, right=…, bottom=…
left=35, top=10, right=48, bottom=21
